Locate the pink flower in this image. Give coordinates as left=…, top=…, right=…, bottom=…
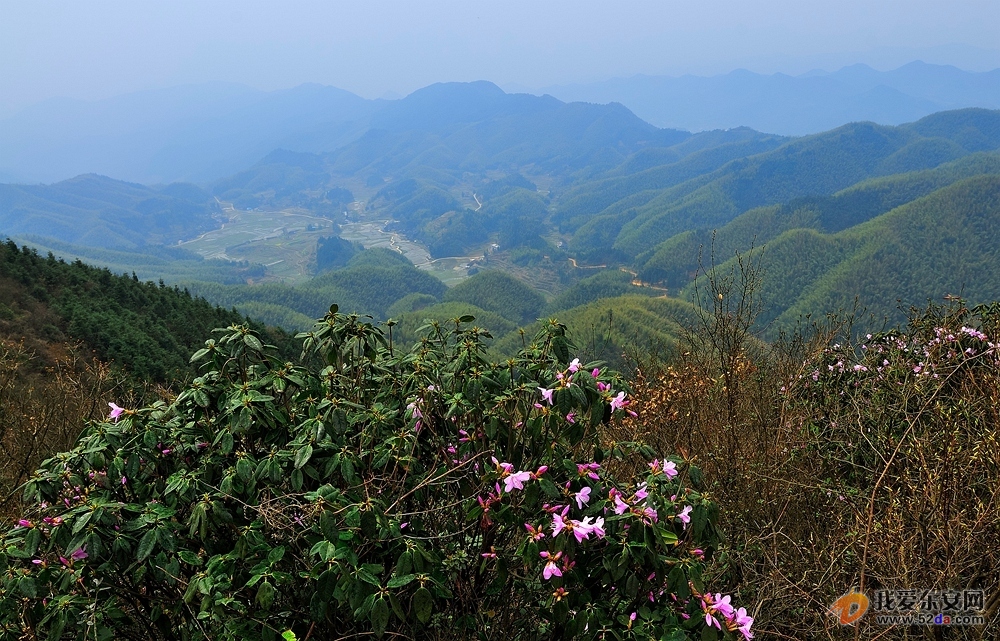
left=538, top=387, right=555, bottom=405
left=609, top=488, right=630, bottom=514
left=734, top=607, right=754, bottom=640
left=714, top=593, right=734, bottom=619
left=576, top=462, right=600, bottom=480
left=504, top=470, right=531, bottom=492
left=578, top=516, right=605, bottom=539
left=634, top=483, right=648, bottom=501
left=591, top=368, right=600, bottom=378
left=17, top=519, right=32, bottom=528
left=610, top=391, right=627, bottom=411
left=525, top=523, right=546, bottom=541
left=568, top=358, right=581, bottom=373
left=493, top=458, right=513, bottom=474
left=552, top=513, right=568, bottom=537
left=650, top=458, right=678, bottom=479
left=108, top=402, right=124, bottom=422
left=530, top=465, right=548, bottom=479
left=596, top=381, right=610, bottom=392
left=677, top=505, right=693, bottom=526
left=565, top=412, right=576, bottom=424
left=70, top=547, right=88, bottom=561
left=540, top=551, right=563, bottom=580
left=574, top=486, right=592, bottom=509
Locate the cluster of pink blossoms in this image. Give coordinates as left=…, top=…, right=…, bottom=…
left=701, top=591, right=754, bottom=640
left=536, top=358, right=638, bottom=419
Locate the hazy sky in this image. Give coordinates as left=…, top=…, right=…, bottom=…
left=3, top=0, right=1000, bottom=115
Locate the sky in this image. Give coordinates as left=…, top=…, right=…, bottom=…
left=3, top=0, right=1000, bottom=116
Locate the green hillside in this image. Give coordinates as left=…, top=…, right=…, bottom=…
left=0, top=174, right=218, bottom=249
left=0, top=240, right=289, bottom=382
left=492, top=294, right=702, bottom=365
left=442, top=269, right=546, bottom=324
left=638, top=151, right=1000, bottom=286
left=184, top=247, right=447, bottom=329
left=679, top=175, right=1000, bottom=333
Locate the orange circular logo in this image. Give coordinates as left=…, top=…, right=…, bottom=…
left=830, top=591, right=870, bottom=625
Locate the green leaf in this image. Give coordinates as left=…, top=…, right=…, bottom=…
left=178, top=550, right=202, bottom=566
left=23, top=527, right=40, bottom=557
left=626, top=573, right=639, bottom=598
left=17, top=577, right=36, bottom=598
left=412, top=586, right=433, bottom=623
left=244, top=334, right=264, bottom=352
left=137, top=529, right=158, bottom=561
left=387, top=574, right=416, bottom=588
left=47, top=612, right=67, bottom=641
left=294, top=444, right=314, bottom=470
left=281, top=631, right=298, bottom=641
left=320, top=511, right=339, bottom=542
left=371, top=597, right=390, bottom=638
left=72, top=510, right=93, bottom=535
left=360, top=510, right=378, bottom=539
left=268, top=546, right=286, bottom=565
left=395, top=551, right=412, bottom=576
left=389, top=593, right=406, bottom=621
left=257, top=580, right=276, bottom=610
left=689, top=464, right=704, bottom=489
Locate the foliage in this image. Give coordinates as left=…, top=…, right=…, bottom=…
left=0, top=175, right=217, bottom=249
left=315, top=234, right=362, bottom=272
left=547, top=270, right=655, bottom=315
left=0, top=241, right=290, bottom=383
left=389, top=302, right=517, bottom=349
left=443, top=271, right=546, bottom=325
left=0, top=310, right=752, bottom=640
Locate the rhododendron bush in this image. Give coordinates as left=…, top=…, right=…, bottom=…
left=0, top=307, right=752, bottom=640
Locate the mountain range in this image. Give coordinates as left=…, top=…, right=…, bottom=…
left=3, top=76, right=1000, bottom=359
left=3, top=61, right=999, bottom=185
left=538, top=61, right=1000, bottom=135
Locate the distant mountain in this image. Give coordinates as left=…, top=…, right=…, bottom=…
left=0, top=83, right=377, bottom=184
left=0, top=174, right=218, bottom=248
left=213, top=82, right=696, bottom=215
left=539, top=62, right=1000, bottom=135
left=562, top=109, right=1000, bottom=264
left=688, top=173, right=1000, bottom=332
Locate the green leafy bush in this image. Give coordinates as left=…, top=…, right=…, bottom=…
left=0, top=309, right=752, bottom=640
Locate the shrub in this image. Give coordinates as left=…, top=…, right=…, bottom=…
left=0, top=307, right=752, bottom=640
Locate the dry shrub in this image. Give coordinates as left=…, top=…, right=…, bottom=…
left=614, top=252, right=999, bottom=639
left=0, top=340, right=155, bottom=521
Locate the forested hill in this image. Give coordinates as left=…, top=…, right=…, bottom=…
left=0, top=174, right=218, bottom=249
left=0, top=240, right=291, bottom=382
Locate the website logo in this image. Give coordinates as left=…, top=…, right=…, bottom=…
left=829, top=588, right=986, bottom=627
left=830, top=590, right=869, bottom=625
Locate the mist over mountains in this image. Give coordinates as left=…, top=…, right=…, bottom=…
left=2, top=63, right=1000, bottom=352
left=534, top=61, right=1000, bottom=135
left=3, top=62, right=999, bottom=185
